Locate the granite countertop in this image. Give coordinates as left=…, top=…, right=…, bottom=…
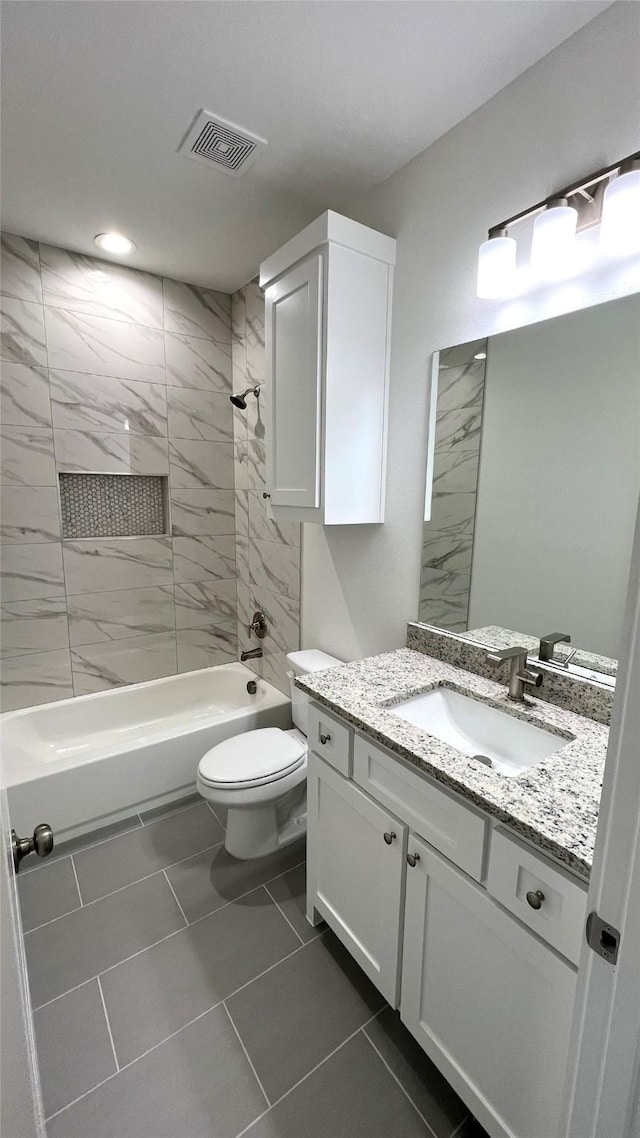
left=297, top=648, right=609, bottom=879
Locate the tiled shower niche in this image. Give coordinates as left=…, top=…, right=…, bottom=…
left=59, top=474, right=169, bottom=539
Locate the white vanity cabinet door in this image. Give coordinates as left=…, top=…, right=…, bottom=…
left=401, top=834, right=577, bottom=1138
left=306, top=753, right=407, bottom=1006
left=264, top=253, right=323, bottom=510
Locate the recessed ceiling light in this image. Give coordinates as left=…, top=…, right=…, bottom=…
left=474, top=351, right=487, bottom=360
left=94, top=232, right=136, bottom=256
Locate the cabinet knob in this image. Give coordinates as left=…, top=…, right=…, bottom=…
left=319, top=733, right=331, bottom=745
left=383, top=831, right=396, bottom=845
left=262, top=492, right=271, bottom=499
left=526, top=889, right=545, bottom=910
left=407, top=852, right=420, bottom=867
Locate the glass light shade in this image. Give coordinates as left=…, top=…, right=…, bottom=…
left=530, top=205, right=577, bottom=280
left=476, top=235, right=517, bottom=299
left=600, top=169, right=640, bottom=255
left=94, top=232, right=136, bottom=255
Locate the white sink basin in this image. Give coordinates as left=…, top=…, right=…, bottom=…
left=389, top=686, right=570, bottom=776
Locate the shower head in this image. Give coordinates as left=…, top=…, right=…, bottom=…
left=230, top=384, right=261, bottom=410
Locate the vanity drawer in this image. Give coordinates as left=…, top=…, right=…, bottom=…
left=308, top=703, right=353, bottom=776
left=353, top=734, right=487, bottom=881
left=486, top=828, right=587, bottom=965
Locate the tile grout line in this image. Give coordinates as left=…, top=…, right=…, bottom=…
left=449, top=1114, right=473, bottom=1138
left=33, top=904, right=317, bottom=1014
left=96, top=975, right=120, bottom=1074
left=24, top=843, right=306, bottom=940
left=43, top=998, right=224, bottom=1124
left=18, top=820, right=144, bottom=874
left=69, top=853, right=83, bottom=906
left=24, top=840, right=226, bottom=935
left=45, top=936, right=319, bottom=1125
left=222, top=1002, right=271, bottom=1109
left=231, top=1008, right=386, bottom=1138
left=263, top=882, right=305, bottom=946
left=362, top=1025, right=439, bottom=1138
left=210, top=924, right=321, bottom=1006
left=162, top=869, right=189, bottom=927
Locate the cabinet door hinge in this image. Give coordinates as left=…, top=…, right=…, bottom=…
left=586, top=911, right=621, bottom=964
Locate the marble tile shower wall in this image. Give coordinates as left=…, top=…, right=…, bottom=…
left=419, top=350, right=486, bottom=631
left=0, top=234, right=238, bottom=710
left=231, top=283, right=301, bottom=693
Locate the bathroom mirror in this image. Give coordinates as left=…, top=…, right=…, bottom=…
left=418, top=293, right=640, bottom=682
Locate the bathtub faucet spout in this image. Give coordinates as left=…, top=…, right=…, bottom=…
left=241, top=647, right=263, bottom=661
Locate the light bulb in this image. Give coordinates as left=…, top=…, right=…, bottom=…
left=476, top=233, right=517, bottom=299
left=600, top=165, right=640, bottom=256
left=530, top=202, right=577, bottom=280
left=94, top=232, right=136, bottom=256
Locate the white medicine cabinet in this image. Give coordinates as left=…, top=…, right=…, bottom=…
left=259, top=210, right=396, bottom=524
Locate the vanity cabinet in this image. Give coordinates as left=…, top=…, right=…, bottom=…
left=401, top=834, right=577, bottom=1138
left=306, top=755, right=407, bottom=1005
left=306, top=707, right=586, bottom=1138
left=259, top=210, right=395, bottom=525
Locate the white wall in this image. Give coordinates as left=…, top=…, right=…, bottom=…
left=301, top=1, right=640, bottom=661
left=468, top=295, right=640, bottom=658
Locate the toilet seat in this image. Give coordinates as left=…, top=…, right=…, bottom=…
left=198, top=727, right=306, bottom=790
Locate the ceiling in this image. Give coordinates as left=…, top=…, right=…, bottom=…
left=1, top=0, right=612, bottom=293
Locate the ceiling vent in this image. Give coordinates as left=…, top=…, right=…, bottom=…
left=178, top=110, right=267, bottom=177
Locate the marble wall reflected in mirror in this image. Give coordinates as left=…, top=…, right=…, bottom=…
left=419, top=294, right=640, bottom=682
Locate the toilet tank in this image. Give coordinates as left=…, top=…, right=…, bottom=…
left=286, top=650, right=343, bottom=736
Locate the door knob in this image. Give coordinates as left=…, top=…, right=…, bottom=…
left=407, top=852, right=420, bottom=867
left=383, top=831, right=396, bottom=845
left=11, top=824, right=54, bottom=873
left=526, top=889, right=545, bottom=910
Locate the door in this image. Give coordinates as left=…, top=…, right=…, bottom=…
left=0, top=796, right=45, bottom=1137
left=306, top=753, right=407, bottom=1005
left=401, top=834, right=577, bottom=1138
left=564, top=496, right=640, bottom=1138
left=264, top=252, right=323, bottom=509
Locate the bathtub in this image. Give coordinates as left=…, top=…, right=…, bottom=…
left=1, top=663, right=291, bottom=841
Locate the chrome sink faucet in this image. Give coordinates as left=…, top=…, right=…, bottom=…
left=486, top=647, right=543, bottom=701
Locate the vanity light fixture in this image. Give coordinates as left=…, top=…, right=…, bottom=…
left=476, top=228, right=516, bottom=299
left=477, top=150, right=640, bottom=298
left=600, top=157, right=640, bottom=255
left=94, top=232, right=136, bottom=256
left=530, top=198, right=578, bottom=281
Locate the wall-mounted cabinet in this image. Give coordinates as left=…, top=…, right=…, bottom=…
left=259, top=211, right=396, bottom=524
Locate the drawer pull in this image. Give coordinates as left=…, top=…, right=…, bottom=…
left=319, top=733, right=331, bottom=745
left=383, top=831, right=396, bottom=845
left=407, top=852, right=421, bottom=867
left=526, top=889, right=545, bottom=910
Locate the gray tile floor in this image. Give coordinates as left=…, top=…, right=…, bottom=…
left=19, top=796, right=489, bottom=1138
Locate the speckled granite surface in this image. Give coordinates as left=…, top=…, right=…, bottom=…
left=297, top=648, right=608, bottom=879
left=407, top=623, right=613, bottom=725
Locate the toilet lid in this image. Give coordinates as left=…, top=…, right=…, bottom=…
left=198, top=728, right=306, bottom=788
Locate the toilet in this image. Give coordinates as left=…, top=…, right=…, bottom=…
left=197, top=649, right=342, bottom=859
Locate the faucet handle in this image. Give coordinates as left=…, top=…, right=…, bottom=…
left=248, top=610, right=267, bottom=640
left=486, top=646, right=529, bottom=666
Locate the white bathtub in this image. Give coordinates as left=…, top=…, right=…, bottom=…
left=1, top=663, right=291, bottom=840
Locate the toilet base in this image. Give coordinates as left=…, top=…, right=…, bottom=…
left=225, top=801, right=306, bottom=859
